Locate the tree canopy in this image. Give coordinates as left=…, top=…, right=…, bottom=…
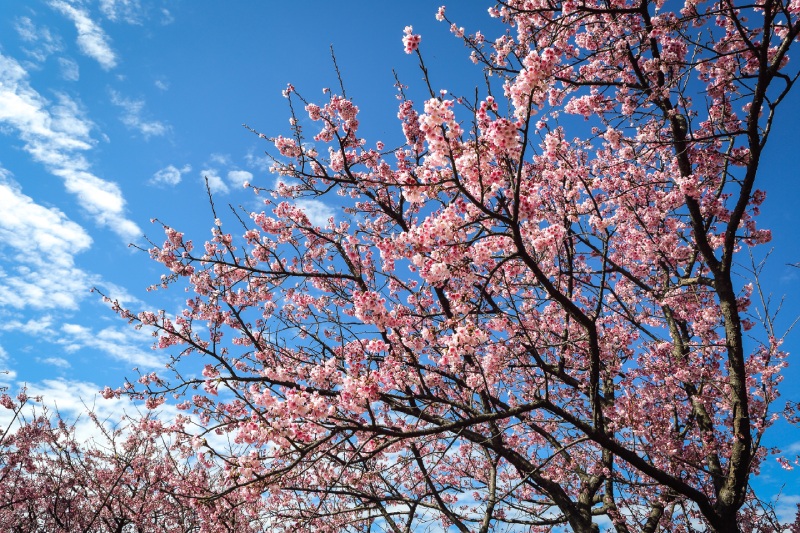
left=4, top=1, right=800, bottom=531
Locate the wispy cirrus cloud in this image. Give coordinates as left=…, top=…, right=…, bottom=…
left=160, top=8, right=175, bottom=25
left=14, top=17, right=42, bottom=43
left=0, top=171, right=93, bottom=310
left=58, top=57, right=80, bottom=81
left=49, top=0, right=117, bottom=70
left=99, top=0, right=145, bottom=25
left=0, top=378, right=134, bottom=444
left=0, top=171, right=152, bottom=376
left=39, top=357, right=71, bottom=369
left=774, top=494, right=800, bottom=524
left=14, top=16, right=63, bottom=64
left=60, top=323, right=162, bottom=368
left=0, top=345, right=16, bottom=389
left=0, top=52, right=140, bottom=241
left=110, top=90, right=169, bottom=139
left=0, top=377, right=187, bottom=448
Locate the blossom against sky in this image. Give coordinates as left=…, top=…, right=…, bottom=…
left=0, top=0, right=798, bottom=522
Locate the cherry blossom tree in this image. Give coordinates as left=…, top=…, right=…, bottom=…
left=0, top=392, right=268, bottom=532
left=101, top=1, right=800, bottom=531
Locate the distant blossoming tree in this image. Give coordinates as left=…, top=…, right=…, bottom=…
left=0, top=393, right=267, bottom=532
left=97, top=1, right=800, bottom=531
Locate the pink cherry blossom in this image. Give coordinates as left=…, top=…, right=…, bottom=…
left=402, top=25, right=421, bottom=54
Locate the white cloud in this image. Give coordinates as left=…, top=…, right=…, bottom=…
left=14, top=17, right=63, bottom=63
left=154, top=79, right=169, bottom=91
left=49, top=93, right=93, bottom=140
left=0, top=172, right=94, bottom=310
left=273, top=178, right=336, bottom=226
left=0, top=370, right=16, bottom=391
left=151, top=164, right=190, bottom=186
left=296, top=199, right=336, bottom=227
left=58, top=57, right=79, bottom=81
left=92, top=279, right=144, bottom=310
left=200, top=159, right=255, bottom=195
left=40, top=357, right=71, bottom=368
left=99, top=0, right=144, bottom=24
left=150, top=165, right=192, bottom=185
left=227, top=169, right=253, bottom=187
left=160, top=8, right=175, bottom=25
left=774, top=494, right=800, bottom=525
left=0, top=346, right=15, bottom=389
left=202, top=169, right=229, bottom=194
left=785, top=441, right=800, bottom=454
left=49, top=0, right=117, bottom=70
left=14, top=17, right=39, bottom=42
left=110, top=90, right=169, bottom=139
left=6, top=378, right=134, bottom=443
left=0, top=52, right=139, bottom=241
left=0, top=315, right=55, bottom=335
left=244, top=149, right=271, bottom=172
left=0, top=377, right=192, bottom=454
left=209, top=153, right=231, bottom=166
left=60, top=323, right=162, bottom=368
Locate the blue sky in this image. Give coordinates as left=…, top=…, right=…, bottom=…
left=0, top=0, right=798, bottom=523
